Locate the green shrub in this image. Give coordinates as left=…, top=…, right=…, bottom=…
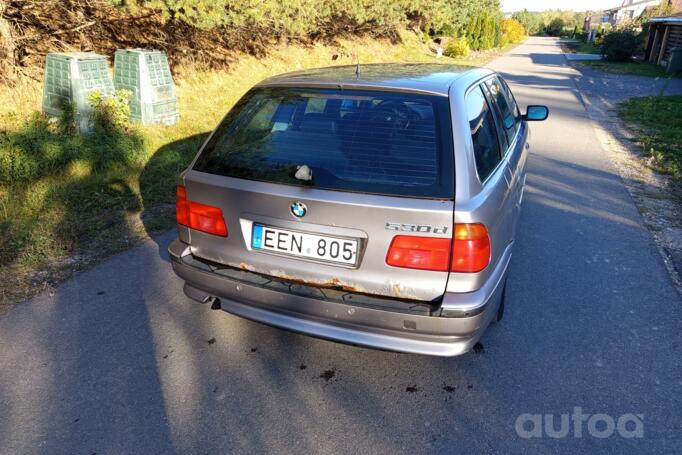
left=465, top=12, right=501, bottom=51
left=443, top=36, right=469, bottom=57
left=118, top=0, right=502, bottom=39
left=0, top=90, right=144, bottom=185
left=498, top=34, right=509, bottom=48
left=596, top=23, right=611, bottom=39
left=545, top=18, right=565, bottom=36
left=439, top=23, right=458, bottom=38
left=601, top=28, right=640, bottom=62
left=57, top=100, right=77, bottom=135
left=88, top=89, right=133, bottom=135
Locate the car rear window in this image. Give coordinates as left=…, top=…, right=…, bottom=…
left=193, top=87, right=454, bottom=199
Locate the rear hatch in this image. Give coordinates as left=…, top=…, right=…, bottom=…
left=182, top=86, right=454, bottom=302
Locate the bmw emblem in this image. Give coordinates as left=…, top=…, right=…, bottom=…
left=291, top=201, right=307, bottom=218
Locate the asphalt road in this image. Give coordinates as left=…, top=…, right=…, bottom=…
left=1, top=37, right=681, bottom=454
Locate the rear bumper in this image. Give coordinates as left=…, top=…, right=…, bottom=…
left=168, top=239, right=511, bottom=357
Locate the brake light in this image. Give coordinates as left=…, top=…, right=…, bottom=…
left=176, top=186, right=190, bottom=227
left=385, top=223, right=490, bottom=273
left=386, top=236, right=451, bottom=271
left=176, top=185, right=228, bottom=237
left=451, top=223, right=490, bottom=273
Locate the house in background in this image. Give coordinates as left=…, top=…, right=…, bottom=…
left=644, top=12, right=682, bottom=65
left=604, top=0, right=663, bottom=26
left=583, top=11, right=610, bottom=40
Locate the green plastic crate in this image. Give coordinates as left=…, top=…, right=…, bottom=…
left=113, top=49, right=179, bottom=126
left=41, top=52, right=114, bottom=132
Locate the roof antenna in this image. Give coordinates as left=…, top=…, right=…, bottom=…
left=354, top=48, right=360, bottom=77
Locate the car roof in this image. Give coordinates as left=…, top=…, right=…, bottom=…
left=255, top=63, right=494, bottom=96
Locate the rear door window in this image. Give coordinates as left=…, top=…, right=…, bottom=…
left=499, top=77, right=521, bottom=129
left=484, top=77, right=519, bottom=148
left=466, top=85, right=502, bottom=182
left=193, top=87, right=454, bottom=199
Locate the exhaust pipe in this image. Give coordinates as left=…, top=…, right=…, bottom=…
left=208, top=296, right=221, bottom=310
left=183, top=283, right=221, bottom=309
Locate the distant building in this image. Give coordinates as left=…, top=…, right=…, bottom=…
left=583, top=11, right=610, bottom=35
left=604, top=0, right=662, bottom=26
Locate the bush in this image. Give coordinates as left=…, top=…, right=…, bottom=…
left=88, top=89, right=133, bottom=135
left=596, top=23, right=611, bottom=40
left=57, top=100, right=77, bottom=135
left=465, top=12, right=501, bottom=51
left=0, top=89, right=144, bottom=185
left=498, top=34, right=509, bottom=48
left=501, top=18, right=524, bottom=44
left=0, top=112, right=145, bottom=184
left=117, top=0, right=504, bottom=40
left=545, top=17, right=565, bottom=36
left=443, top=36, right=469, bottom=57
left=601, top=28, right=639, bottom=62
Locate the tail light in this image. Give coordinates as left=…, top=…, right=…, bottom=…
left=386, top=223, right=490, bottom=273
left=450, top=223, right=490, bottom=273
left=385, top=236, right=451, bottom=271
left=176, top=186, right=228, bottom=237
left=176, top=186, right=190, bottom=227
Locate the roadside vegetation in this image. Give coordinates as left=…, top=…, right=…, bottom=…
left=564, top=41, right=601, bottom=55
left=620, top=96, right=682, bottom=182
left=559, top=6, right=682, bottom=79
left=569, top=24, right=681, bottom=78
left=0, top=0, right=528, bottom=308
left=578, top=60, right=681, bottom=78
left=511, top=9, right=585, bottom=37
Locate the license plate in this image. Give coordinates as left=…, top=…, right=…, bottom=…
left=252, top=224, right=358, bottom=266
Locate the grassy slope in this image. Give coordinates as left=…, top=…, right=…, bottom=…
left=619, top=96, right=682, bottom=181
left=0, top=31, right=499, bottom=307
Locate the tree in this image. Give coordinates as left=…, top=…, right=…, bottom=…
left=512, top=9, right=540, bottom=35
left=545, top=17, right=565, bottom=36
left=639, top=0, right=675, bottom=24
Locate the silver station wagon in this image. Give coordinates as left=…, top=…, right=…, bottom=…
left=168, top=64, right=548, bottom=356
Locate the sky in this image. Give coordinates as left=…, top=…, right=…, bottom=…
left=501, top=0, right=623, bottom=12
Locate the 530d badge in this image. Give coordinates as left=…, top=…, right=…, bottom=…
left=385, top=222, right=449, bottom=234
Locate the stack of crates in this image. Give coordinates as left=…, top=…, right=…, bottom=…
left=113, top=49, right=179, bottom=126
left=42, top=52, right=114, bottom=132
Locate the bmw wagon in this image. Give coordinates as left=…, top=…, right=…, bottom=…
left=168, top=64, right=548, bottom=356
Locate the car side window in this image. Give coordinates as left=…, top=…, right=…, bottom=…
left=485, top=77, right=518, bottom=147
left=466, top=85, right=502, bottom=183
left=499, top=77, right=521, bottom=129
